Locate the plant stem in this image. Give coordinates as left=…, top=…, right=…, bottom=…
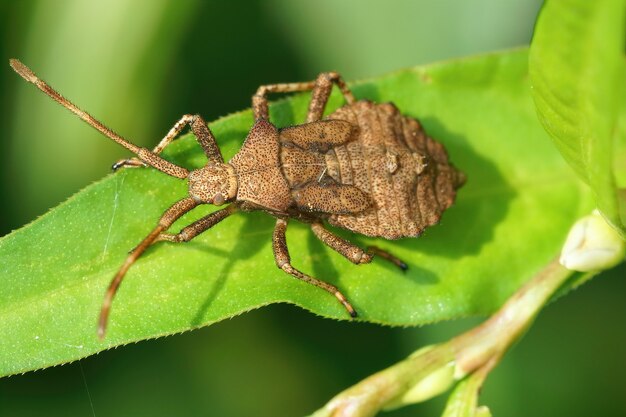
left=310, top=258, right=576, bottom=417
left=451, top=257, right=573, bottom=377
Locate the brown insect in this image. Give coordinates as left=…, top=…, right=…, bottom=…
left=10, top=59, right=465, bottom=339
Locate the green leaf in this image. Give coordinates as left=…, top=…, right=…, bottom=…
left=1, top=50, right=598, bottom=376
left=529, top=0, right=626, bottom=234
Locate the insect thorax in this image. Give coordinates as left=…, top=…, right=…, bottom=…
left=229, top=120, right=293, bottom=212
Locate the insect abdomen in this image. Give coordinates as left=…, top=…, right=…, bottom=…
left=325, top=101, right=464, bottom=239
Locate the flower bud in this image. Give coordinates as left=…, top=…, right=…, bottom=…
left=560, top=210, right=626, bottom=272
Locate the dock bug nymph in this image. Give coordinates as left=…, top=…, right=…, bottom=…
left=10, top=59, right=465, bottom=338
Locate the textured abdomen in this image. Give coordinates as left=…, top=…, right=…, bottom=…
left=324, top=100, right=464, bottom=239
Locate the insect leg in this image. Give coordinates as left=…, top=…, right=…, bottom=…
left=156, top=204, right=237, bottom=243
left=310, top=222, right=373, bottom=265
left=312, top=223, right=407, bottom=270
left=98, top=196, right=198, bottom=339
left=113, top=114, right=223, bottom=170
left=252, top=72, right=355, bottom=122
left=272, top=218, right=357, bottom=318
left=366, top=246, right=408, bottom=271
left=9, top=59, right=188, bottom=179
left=253, top=80, right=316, bottom=120
left=306, top=72, right=355, bottom=122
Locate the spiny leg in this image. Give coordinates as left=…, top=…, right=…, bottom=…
left=366, top=246, right=408, bottom=271
left=10, top=59, right=188, bottom=179
left=252, top=72, right=355, bottom=122
left=311, top=223, right=408, bottom=271
left=98, top=197, right=198, bottom=339
left=113, top=114, right=223, bottom=170
left=155, top=204, right=237, bottom=243
left=306, top=72, right=354, bottom=122
left=272, top=218, right=357, bottom=318
left=311, top=222, right=372, bottom=265
left=253, top=80, right=315, bottom=120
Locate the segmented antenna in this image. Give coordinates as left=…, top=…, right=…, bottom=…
left=9, top=59, right=189, bottom=179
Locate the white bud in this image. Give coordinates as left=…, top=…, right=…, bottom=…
left=560, top=210, right=626, bottom=272
left=476, top=405, right=493, bottom=417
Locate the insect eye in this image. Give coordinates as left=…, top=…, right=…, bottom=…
left=213, top=192, right=225, bottom=206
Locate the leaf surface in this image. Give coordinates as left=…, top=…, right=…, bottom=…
left=0, top=50, right=599, bottom=375
left=529, top=0, right=626, bottom=233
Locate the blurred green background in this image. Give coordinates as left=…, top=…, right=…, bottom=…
left=1, top=1, right=624, bottom=416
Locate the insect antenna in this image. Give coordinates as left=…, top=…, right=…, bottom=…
left=9, top=59, right=188, bottom=179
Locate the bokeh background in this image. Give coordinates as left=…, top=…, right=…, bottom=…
left=1, top=1, right=624, bottom=416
